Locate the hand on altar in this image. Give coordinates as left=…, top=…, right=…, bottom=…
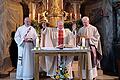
left=58, top=44, right=64, bottom=48
left=56, top=44, right=64, bottom=49
left=56, top=44, right=73, bottom=48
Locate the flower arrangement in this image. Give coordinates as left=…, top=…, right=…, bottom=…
left=54, top=61, right=69, bottom=80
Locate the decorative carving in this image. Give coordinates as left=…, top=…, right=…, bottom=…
left=47, top=0, right=63, bottom=27
left=35, top=1, right=46, bottom=21
left=48, top=0, right=62, bottom=17
left=64, top=2, right=74, bottom=21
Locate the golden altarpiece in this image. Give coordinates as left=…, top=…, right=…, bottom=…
left=0, top=0, right=84, bottom=76
left=29, top=0, right=83, bottom=27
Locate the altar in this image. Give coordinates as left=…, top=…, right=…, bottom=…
left=32, top=47, right=90, bottom=80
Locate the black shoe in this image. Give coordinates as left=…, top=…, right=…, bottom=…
left=39, top=71, right=47, bottom=78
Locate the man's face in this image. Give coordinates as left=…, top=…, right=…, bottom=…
left=24, top=18, right=31, bottom=27
left=82, top=20, right=89, bottom=27
left=57, top=21, right=63, bottom=29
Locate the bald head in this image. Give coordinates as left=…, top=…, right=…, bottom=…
left=24, top=17, right=31, bottom=27
left=82, top=16, right=89, bottom=22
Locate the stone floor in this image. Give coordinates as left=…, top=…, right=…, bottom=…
left=0, top=74, right=119, bottom=80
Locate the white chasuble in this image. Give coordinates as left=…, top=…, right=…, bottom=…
left=78, top=24, right=102, bottom=79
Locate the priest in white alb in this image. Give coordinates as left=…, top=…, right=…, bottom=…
left=14, top=17, right=37, bottom=80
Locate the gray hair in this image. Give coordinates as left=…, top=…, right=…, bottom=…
left=82, top=16, right=89, bottom=22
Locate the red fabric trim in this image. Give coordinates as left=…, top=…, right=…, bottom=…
left=58, top=30, right=64, bottom=45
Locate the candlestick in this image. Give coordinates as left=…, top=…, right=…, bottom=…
left=36, top=37, right=39, bottom=48
left=82, top=37, right=85, bottom=47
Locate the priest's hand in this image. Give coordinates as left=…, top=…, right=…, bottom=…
left=58, top=44, right=64, bottom=48
left=86, top=36, right=91, bottom=40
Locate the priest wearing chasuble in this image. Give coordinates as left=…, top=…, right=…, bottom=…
left=40, top=21, right=75, bottom=79
left=78, top=16, right=102, bottom=80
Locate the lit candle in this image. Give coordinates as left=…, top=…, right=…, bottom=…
left=70, top=13, right=72, bottom=21
left=61, top=0, right=63, bottom=9
left=82, top=37, right=85, bottom=47
left=75, top=13, right=77, bottom=20
left=32, top=3, right=36, bottom=20
left=38, top=13, right=40, bottom=23
left=36, top=37, right=39, bottom=47
left=80, top=14, right=81, bottom=19
left=29, top=13, right=31, bottom=19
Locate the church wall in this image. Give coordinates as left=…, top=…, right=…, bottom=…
left=113, top=0, right=120, bottom=76
left=0, top=0, right=23, bottom=75
left=113, top=0, right=119, bottom=2
left=101, top=0, right=115, bottom=73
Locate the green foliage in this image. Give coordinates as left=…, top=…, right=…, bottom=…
left=64, top=20, right=83, bottom=31
left=64, top=21, right=72, bottom=31
left=76, top=19, right=83, bottom=29
left=31, top=20, right=41, bottom=34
